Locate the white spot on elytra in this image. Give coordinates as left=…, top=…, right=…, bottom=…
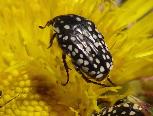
left=100, top=66, right=105, bottom=72
left=72, top=51, right=76, bottom=56
left=123, top=103, right=129, bottom=107
left=87, top=22, right=92, bottom=25
left=117, top=104, right=121, bottom=107
left=88, top=26, right=92, bottom=31
left=95, top=58, right=100, bottom=64
left=74, top=48, right=78, bottom=53
left=64, top=25, right=70, bottom=29
left=94, top=42, right=99, bottom=47
left=82, top=42, right=87, bottom=47
left=78, top=44, right=83, bottom=49
left=63, top=36, right=68, bottom=40
left=71, top=37, right=76, bottom=41
left=129, top=111, right=136, bottom=115
left=93, top=34, right=97, bottom=39
left=86, top=47, right=91, bottom=53
left=102, top=40, right=105, bottom=45
left=68, top=45, right=72, bottom=51
left=97, top=71, right=100, bottom=74
left=103, top=55, right=106, bottom=60
left=60, top=20, right=64, bottom=23
left=90, top=71, right=96, bottom=75
left=77, top=59, right=83, bottom=65
left=102, top=49, right=106, bottom=53
left=121, top=111, right=126, bottom=114
left=113, top=110, right=116, bottom=113
left=84, top=31, right=89, bottom=37
left=94, top=64, right=97, bottom=68
left=98, top=34, right=102, bottom=38
left=58, top=34, right=62, bottom=38
left=106, top=55, right=110, bottom=59
left=96, top=74, right=103, bottom=78
left=89, top=57, right=93, bottom=61
left=106, top=62, right=110, bottom=68
left=80, top=54, right=83, bottom=58
left=84, top=60, right=89, bottom=66
left=76, top=17, right=81, bottom=21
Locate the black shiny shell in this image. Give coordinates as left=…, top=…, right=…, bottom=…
left=52, top=14, right=113, bottom=81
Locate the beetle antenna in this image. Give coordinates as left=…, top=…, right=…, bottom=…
left=39, top=20, right=53, bottom=29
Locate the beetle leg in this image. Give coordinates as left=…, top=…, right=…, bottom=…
left=39, top=20, right=53, bottom=29
left=75, top=66, right=110, bottom=87
left=61, top=53, right=71, bottom=86
left=106, top=75, right=116, bottom=86
left=0, top=94, right=19, bottom=108
left=48, top=33, right=57, bottom=48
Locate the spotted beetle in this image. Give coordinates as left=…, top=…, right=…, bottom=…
left=39, top=14, right=113, bottom=86
left=92, top=98, right=147, bottom=116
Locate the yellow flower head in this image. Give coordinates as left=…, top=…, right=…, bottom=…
left=0, top=0, right=153, bottom=116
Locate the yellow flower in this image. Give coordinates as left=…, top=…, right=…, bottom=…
left=0, top=0, right=153, bottom=115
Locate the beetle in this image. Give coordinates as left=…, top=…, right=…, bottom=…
left=92, top=98, right=146, bottom=116
left=39, top=14, right=113, bottom=86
